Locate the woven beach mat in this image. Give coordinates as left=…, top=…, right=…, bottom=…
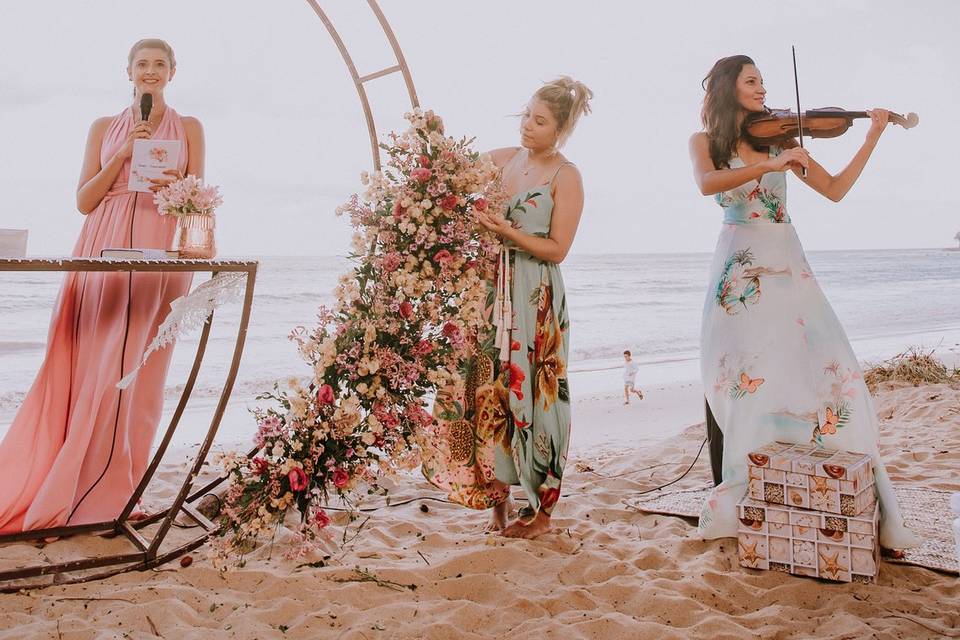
left=627, top=484, right=959, bottom=575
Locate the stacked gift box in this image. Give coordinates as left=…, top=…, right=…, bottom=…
left=736, top=441, right=880, bottom=583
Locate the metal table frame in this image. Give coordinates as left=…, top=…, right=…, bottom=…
left=0, top=258, right=257, bottom=591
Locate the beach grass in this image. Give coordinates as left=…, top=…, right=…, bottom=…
left=863, top=347, right=960, bottom=392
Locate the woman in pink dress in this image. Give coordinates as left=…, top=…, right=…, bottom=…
left=0, top=39, right=205, bottom=532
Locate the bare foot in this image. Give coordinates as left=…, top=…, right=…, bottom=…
left=485, top=496, right=512, bottom=532
left=502, top=512, right=552, bottom=539
left=129, top=510, right=150, bottom=522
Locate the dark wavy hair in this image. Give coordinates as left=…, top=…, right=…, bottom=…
left=701, top=55, right=756, bottom=169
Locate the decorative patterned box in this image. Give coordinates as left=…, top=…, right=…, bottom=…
left=737, top=496, right=880, bottom=583
left=746, top=441, right=875, bottom=517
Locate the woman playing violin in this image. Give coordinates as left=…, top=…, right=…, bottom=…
left=688, top=54, right=917, bottom=551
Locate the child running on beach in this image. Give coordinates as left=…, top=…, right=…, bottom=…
left=623, top=350, right=643, bottom=404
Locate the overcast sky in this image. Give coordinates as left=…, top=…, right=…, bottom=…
left=2, top=0, right=958, bottom=256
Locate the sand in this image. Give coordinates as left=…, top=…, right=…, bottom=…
left=0, top=378, right=958, bottom=639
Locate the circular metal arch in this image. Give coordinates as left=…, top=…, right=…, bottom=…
left=303, top=0, right=420, bottom=171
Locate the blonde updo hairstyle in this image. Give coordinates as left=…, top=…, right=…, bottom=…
left=533, top=76, right=593, bottom=148
left=127, top=38, right=177, bottom=70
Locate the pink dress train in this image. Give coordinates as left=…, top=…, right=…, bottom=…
left=0, top=106, right=192, bottom=532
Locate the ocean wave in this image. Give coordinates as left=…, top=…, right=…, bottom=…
left=0, top=341, right=46, bottom=354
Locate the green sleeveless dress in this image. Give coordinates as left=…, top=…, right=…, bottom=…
left=422, top=164, right=573, bottom=521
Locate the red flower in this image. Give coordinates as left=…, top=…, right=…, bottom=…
left=288, top=467, right=308, bottom=492
left=411, top=167, right=432, bottom=183
left=506, top=361, right=525, bottom=400
left=317, top=384, right=335, bottom=406
left=418, top=154, right=432, bottom=168
left=399, top=301, right=414, bottom=319
left=442, top=321, right=461, bottom=340
left=440, top=194, right=458, bottom=210
left=474, top=198, right=488, bottom=212
left=392, top=201, right=406, bottom=219
left=433, top=249, right=453, bottom=264
left=314, top=509, right=331, bottom=529
left=333, top=468, right=350, bottom=489
left=511, top=340, right=521, bottom=352
left=413, top=340, right=434, bottom=355
left=251, top=457, right=269, bottom=475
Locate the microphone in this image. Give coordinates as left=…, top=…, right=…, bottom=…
left=140, top=93, right=153, bottom=122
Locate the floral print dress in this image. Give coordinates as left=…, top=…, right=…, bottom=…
left=422, top=172, right=571, bottom=521
left=698, top=146, right=917, bottom=549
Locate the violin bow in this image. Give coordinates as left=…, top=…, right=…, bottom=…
left=792, top=45, right=807, bottom=178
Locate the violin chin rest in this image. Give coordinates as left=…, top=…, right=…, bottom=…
left=904, top=112, right=919, bottom=128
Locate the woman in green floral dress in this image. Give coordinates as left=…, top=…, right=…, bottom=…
left=422, top=77, right=592, bottom=539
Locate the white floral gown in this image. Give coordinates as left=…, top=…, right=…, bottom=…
left=698, top=147, right=918, bottom=549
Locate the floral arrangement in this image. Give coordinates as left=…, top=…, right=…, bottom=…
left=216, top=109, right=506, bottom=558
left=154, top=174, right=222, bottom=217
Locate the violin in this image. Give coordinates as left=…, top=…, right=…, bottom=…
left=744, top=107, right=919, bottom=145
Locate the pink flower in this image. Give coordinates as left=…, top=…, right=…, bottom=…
left=440, top=194, right=458, bottom=210
left=474, top=198, right=488, bottom=212
left=381, top=252, right=402, bottom=272
left=317, top=384, right=335, bottom=406
left=410, top=167, right=432, bottom=183
left=418, top=154, right=432, bottom=168
left=399, top=301, right=414, bottom=319
left=333, top=468, right=350, bottom=489
left=392, top=201, right=406, bottom=220
left=288, top=467, right=308, bottom=492
left=314, top=509, right=331, bottom=529
left=433, top=249, right=453, bottom=264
